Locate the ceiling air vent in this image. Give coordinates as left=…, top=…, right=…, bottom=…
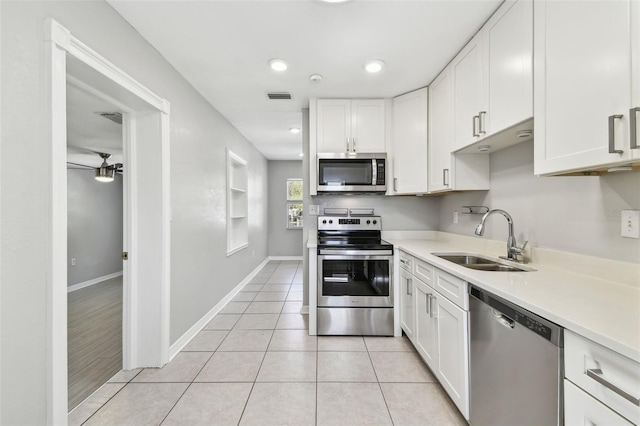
left=267, top=92, right=292, bottom=100
left=98, top=112, right=123, bottom=125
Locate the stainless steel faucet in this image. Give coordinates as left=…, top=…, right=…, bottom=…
left=475, top=209, right=528, bottom=263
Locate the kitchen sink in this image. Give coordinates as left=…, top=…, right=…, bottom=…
left=432, top=253, right=535, bottom=272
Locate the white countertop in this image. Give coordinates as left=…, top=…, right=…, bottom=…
left=389, top=238, right=640, bottom=362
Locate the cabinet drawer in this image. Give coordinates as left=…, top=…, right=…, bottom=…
left=414, top=257, right=434, bottom=285
left=399, top=251, right=414, bottom=272
left=565, top=379, right=633, bottom=426
left=433, top=268, right=468, bottom=310
left=565, top=331, right=640, bottom=424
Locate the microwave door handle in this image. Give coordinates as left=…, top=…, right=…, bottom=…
left=372, top=159, right=377, bottom=185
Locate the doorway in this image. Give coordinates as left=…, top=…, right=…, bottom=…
left=46, top=18, right=171, bottom=423
left=66, top=84, right=125, bottom=409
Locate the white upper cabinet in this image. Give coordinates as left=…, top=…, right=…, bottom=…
left=484, top=0, right=533, bottom=134
left=534, top=0, right=640, bottom=175
left=316, top=99, right=385, bottom=153
left=392, top=88, right=429, bottom=194
left=429, top=66, right=490, bottom=193
left=452, top=33, right=486, bottom=152
left=452, top=0, right=533, bottom=153
left=428, top=68, right=455, bottom=192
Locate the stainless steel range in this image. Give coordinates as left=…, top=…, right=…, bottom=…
left=317, top=214, right=394, bottom=336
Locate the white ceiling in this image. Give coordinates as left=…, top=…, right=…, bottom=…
left=108, top=0, right=503, bottom=160
left=67, top=83, right=123, bottom=168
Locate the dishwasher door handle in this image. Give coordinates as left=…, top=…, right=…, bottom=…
left=586, top=368, right=640, bottom=406
left=493, top=310, right=515, bottom=329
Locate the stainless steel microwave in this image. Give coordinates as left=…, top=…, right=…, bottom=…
left=317, top=153, right=387, bottom=193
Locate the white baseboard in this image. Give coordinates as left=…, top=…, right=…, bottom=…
left=67, top=271, right=123, bottom=293
left=300, top=305, right=309, bottom=315
left=269, top=256, right=303, bottom=261
left=168, top=257, right=270, bottom=360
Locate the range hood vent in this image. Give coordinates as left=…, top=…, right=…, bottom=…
left=267, top=92, right=292, bottom=100
left=98, top=112, right=123, bottom=125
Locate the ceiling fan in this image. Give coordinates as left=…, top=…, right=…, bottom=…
left=67, top=152, right=123, bottom=183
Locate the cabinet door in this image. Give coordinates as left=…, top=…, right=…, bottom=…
left=436, top=293, right=470, bottom=419
left=351, top=99, right=386, bottom=152
left=399, top=268, right=415, bottom=340
left=534, top=0, right=635, bottom=175
left=317, top=99, right=351, bottom=153
left=452, top=33, right=486, bottom=151
left=392, top=88, right=428, bottom=194
left=485, top=0, right=533, bottom=134
left=428, top=68, right=454, bottom=193
left=565, top=380, right=633, bottom=426
left=414, top=279, right=438, bottom=371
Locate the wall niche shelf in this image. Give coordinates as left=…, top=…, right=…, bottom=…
left=227, top=149, right=248, bottom=256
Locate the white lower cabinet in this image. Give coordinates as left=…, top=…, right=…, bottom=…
left=564, top=330, right=640, bottom=425
left=565, top=380, right=633, bottom=426
left=434, top=293, right=469, bottom=419
left=398, top=251, right=470, bottom=420
left=399, top=267, right=415, bottom=341
left=414, top=279, right=437, bottom=367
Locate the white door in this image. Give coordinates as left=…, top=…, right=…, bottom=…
left=392, top=88, right=428, bottom=194
left=485, top=0, right=533, bottom=134
left=317, top=99, right=351, bottom=153
left=534, top=0, right=634, bottom=175
left=351, top=99, right=386, bottom=152
left=452, top=33, right=486, bottom=151
left=414, top=279, right=438, bottom=370
left=399, top=268, right=415, bottom=340
left=436, top=293, right=470, bottom=419
left=428, top=69, right=454, bottom=193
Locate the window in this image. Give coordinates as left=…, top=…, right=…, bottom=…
left=287, top=178, right=303, bottom=229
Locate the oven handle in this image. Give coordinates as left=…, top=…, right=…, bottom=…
left=318, top=249, right=394, bottom=256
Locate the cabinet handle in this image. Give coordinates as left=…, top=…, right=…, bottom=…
left=586, top=368, right=640, bottom=406
left=346, top=137, right=350, bottom=152
left=478, top=111, right=487, bottom=135
left=429, top=295, right=437, bottom=318
left=443, top=169, right=449, bottom=186
left=393, top=177, right=398, bottom=192
left=472, top=115, right=480, bottom=137
left=426, top=293, right=432, bottom=315
left=631, top=107, right=640, bottom=149
left=608, top=114, right=624, bottom=154
left=406, top=278, right=412, bottom=295
left=352, top=137, right=356, bottom=152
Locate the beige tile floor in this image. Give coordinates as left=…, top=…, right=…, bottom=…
left=70, top=260, right=467, bottom=426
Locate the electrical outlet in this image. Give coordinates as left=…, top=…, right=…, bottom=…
left=309, top=204, right=320, bottom=216
left=621, top=210, right=640, bottom=238
left=453, top=211, right=459, bottom=224
left=71, top=258, right=76, bottom=266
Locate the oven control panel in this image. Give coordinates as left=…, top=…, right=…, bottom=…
left=318, top=216, right=381, bottom=231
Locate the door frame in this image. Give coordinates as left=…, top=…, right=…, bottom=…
left=45, top=18, right=171, bottom=424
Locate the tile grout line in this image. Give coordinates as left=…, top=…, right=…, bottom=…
left=79, top=370, right=142, bottom=425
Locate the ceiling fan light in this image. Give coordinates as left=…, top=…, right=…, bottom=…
left=95, top=165, right=115, bottom=182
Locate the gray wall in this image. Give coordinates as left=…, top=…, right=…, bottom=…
left=268, top=161, right=304, bottom=257
left=1, top=2, right=268, bottom=423
left=438, top=141, right=640, bottom=263
left=67, top=170, right=123, bottom=286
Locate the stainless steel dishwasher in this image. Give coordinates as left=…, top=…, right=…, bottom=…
left=469, top=285, right=563, bottom=426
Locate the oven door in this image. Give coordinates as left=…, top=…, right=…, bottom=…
left=317, top=252, right=393, bottom=308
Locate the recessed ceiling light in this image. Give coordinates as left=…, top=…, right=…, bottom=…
left=289, top=127, right=301, bottom=134
left=299, top=153, right=304, bottom=157
left=321, top=0, right=351, bottom=3
left=478, top=145, right=491, bottom=152
left=364, top=60, right=385, bottom=73
left=309, top=74, right=323, bottom=83
left=268, top=58, right=288, bottom=72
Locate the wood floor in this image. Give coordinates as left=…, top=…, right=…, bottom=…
left=68, top=276, right=123, bottom=410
